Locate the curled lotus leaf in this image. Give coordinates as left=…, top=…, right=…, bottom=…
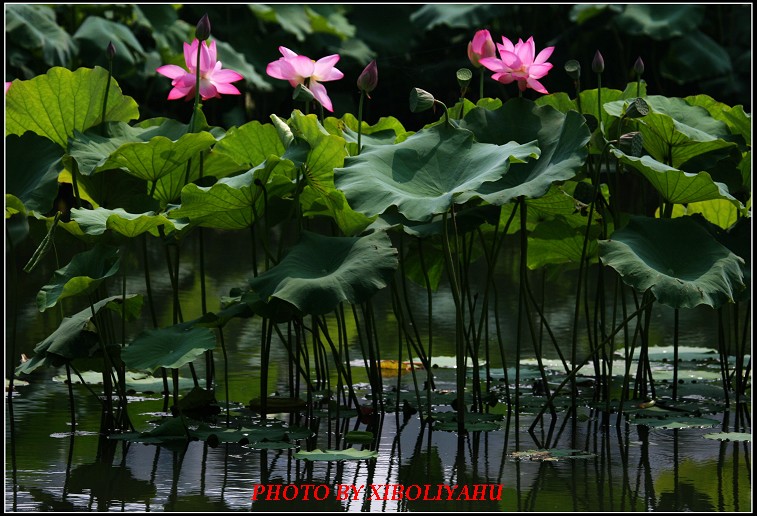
left=247, top=230, right=398, bottom=315
left=334, top=121, right=539, bottom=223
left=599, top=215, right=746, bottom=309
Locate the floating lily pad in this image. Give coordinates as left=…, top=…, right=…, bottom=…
left=294, top=448, right=378, bottom=461
left=509, top=449, right=596, bottom=461
left=633, top=417, right=720, bottom=430
left=344, top=431, right=374, bottom=444
left=121, top=324, right=216, bottom=374
left=703, top=432, right=751, bottom=442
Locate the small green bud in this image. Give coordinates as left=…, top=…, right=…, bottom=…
left=592, top=50, right=604, bottom=74
left=195, top=14, right=211, bottom=41
left=409, top=88, right=436, bottom=113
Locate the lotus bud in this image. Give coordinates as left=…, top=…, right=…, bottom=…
left=106, top=41, right=116, bottom=61
left=634, top=56, right=645, bottom=77
left=195, top=14, right=211, bottom=42
left=357, top=60, right=378, bottom=94
left=409, top=88, right=435, bottom=113
left=592, top=50, right=604, bottom=74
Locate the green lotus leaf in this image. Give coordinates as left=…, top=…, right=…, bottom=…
left=527, top=213, right=603, bottom=270
left=344, top=431, right=374, bottom=444
left=598, top=215, right=746, bottom=309
left=190, top=423, right=286, bottom=445
left=633, top=417, right=720, bottom=430
left=703, top=432, right=752, bottom=442
left=324, top=113, right=413, bottom=154
left=459, top=98, right=590, bottom=205
left=71, top=207, right=184, bottom=238
left=614, top=4, right=704, bottom=40
left=93, top=131, right=217, bottom=183
left=5, top=66, right=139, bottom=149
left=5, top=4, right=77, bottom=67
left=109, top=417, right=189, bottom=444
left=335, top=121, right=539, bottom=223
left=611, top=150, right=741, bottom=207
left=168, top=157, right=296, bottom=229
left=53, top=370, right=192, bottom=393
left=68, top=119, right=206, bottom=176
left=287, top=112, right=372, bottom=235
left=247, top=441, right=298, bottom=450
left=671, top=200, right=740, bottom=230
left=5, top=195, right=27, bottom=218
left=212, top=120, right=286, bottom=169
left=36, top=243, right=121, bottom=312
left=509, top=449, right=596, bottom=461
left=294, top=448, right=378, bottom=461
left=662, top=32, right=732, bottom=86
left=16, top=295, right=139, bottom=375
left=121, top=324, right=217, bottom=373
left=73, top=16, right=145, bottom=67
left=6, top=133, right=62, bottom=214
left=247, top=230, right=398, bottom=315
left=685, top=95, right=751, bottom=144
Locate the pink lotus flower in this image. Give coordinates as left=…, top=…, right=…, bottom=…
left=156, top=39, right=243, bottom=101
left=266, top=46, right=344, bottom=112
left=5, top=82, right=11, bottom=93
left=479, top=36, right=555, bottom=94
left=467, top=29, right=496, bottom=68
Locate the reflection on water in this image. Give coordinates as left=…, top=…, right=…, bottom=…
left=5, top=230, right=752, bottom=512
left=5, top=376, right=752, bottom=511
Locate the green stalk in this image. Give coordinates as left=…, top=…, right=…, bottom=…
left=357, top=90, right=365, bottom=154
left=441, top=210, right=465, bottom=435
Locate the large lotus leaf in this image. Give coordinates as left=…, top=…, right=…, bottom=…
left=685, top=95, right=751, bottom=144
left=459, top=99, right=590, bottom=205
left=168, top=157, right=296, bottom=229
left=247, top=230, right=398, bottom=315
left=67, top=119, right=218, bottom=176
left=605, top=95, right=734, bottom=169
left=287, top=112, right=372, bottom=235
left=410, top=4, right=505, bottom=30
left=5, top=4, right=77, bottom=67
left=324, top=113, right=413, bottom=154
left=662, top=32, right=732, bottom=86
left=16, top=295, right=140, bottom=375
left=36, top=244, right=121, bottom=312
left=66, top=462, right=157, bottom=501
left=611, top=150, right=741, bottom=207
left=670, top=200, right=739, bottom=231
left=598, top=215, right=746, bottom=309
left=527, top=213, right=603, bottom=270
left=5, top=67, right=139, bottom=149
left=5, top=133, right=62, bottom=214
left=212, top=120, right=285, bottom=169
left=614, top=4, right=704, bottom=40
left=70, top=207, right=185, bottom=238
left=73, top=16, right=145, bottom=67
left=335, top=121, right=539, bottom=223
left=91, top=132, right=217, bottom=183
left=121, top=324, right=216, bottom=373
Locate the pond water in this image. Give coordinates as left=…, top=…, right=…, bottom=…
left=5, top=229, right=752, bottom=512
